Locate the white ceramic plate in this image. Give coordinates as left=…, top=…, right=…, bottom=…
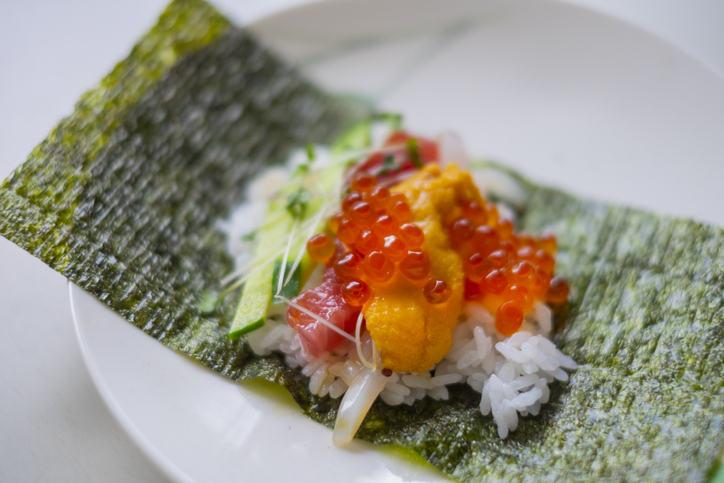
left=71, top=0, right=724, bottom=481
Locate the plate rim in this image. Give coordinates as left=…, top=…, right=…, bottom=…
left=70, top=281, right=193, bottom=483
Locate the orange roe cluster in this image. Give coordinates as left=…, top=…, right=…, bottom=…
left=306, top=173, right=449, bottom=308
left=445, top=201, right=569, bottom=336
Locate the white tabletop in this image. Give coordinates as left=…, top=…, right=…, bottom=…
left=1, top=1, right=723, bottom=481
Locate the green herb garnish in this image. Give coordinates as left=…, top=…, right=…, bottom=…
left=198, top=290, right=219, bottom=315
left=291, top=163, right=310, bottom=178
left=375, top=112, right=403, bottom=130
left=306, top=143, right=316, bottom=162
left=378, top=154, right=397, bottom=176
left=286, top=188, right=311, bottom=219
left=407, top=137, right=423, bottom=168
left=240, top=230, right=257, bottom=242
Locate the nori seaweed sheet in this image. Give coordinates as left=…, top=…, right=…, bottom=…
left=1, top=0, right=723, bottom=481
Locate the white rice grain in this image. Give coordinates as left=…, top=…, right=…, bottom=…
left=430, top=373, right=463, bottom=386
left=401, top=374, right=433, bottom=389
left=474, top=326, right=491, bottom=360
left=428, top=385, right=450, bottom=400
left=385, top=381, right=411, bottom=396
left=380, top=389, right=404, bottom=406
left=329, top=379, right=348, bottom=399
left=310, top=364, right=331, bottom=394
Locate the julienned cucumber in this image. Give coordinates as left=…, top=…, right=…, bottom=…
left=228, top=195, right=293, bottom=339
left=228, top=119, right=374, bottom=339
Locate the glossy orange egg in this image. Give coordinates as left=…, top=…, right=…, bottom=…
left=342, top=191, right=363, bottom=212
left=336, top=218, right=360, bottom=245
left=306, top=233, right=335, bottom=264
left=398, top=251, right=431, bottom=280
left=464, top=278, right=483, bottom=301
left=471, top=225, right=499, bottom=254
left=365, top=185, right=390, bottom=210
left=355, top=229, right=382, bottom=256
left=329, top=212, right=343, bottom=234
left=495, top=301, right=524, bottom=336
left=398, top=223, right=425, bottom=248
left=450, top=218, right=474, bottom=246
left=341, top=279, right=371, bottom=307
left=381, top=235, right=407, bottom=262
left=465, top=252, right=487, bottom=282
left=371, top=214, right=398, bottom=238
left=423, top=279, right=452, bottom=304
left=390, top=201, right=413, bottom=224
left=362, top=251, right=395, bottom=283
left=462, top=201, right=488, bottom=227
left=487, top=250, right=508, bottom=269
left=349, top=201, right=375, bottom=227
left=516, top=246, right=536, bottom=261
left=505, top=285, right=532, bottom=309
left=508, top=260, right=537, bottom=285
left=351, top=173, right=377, bottom=193
left=333, top=251, right=362, bottom=281
left=485, top=204, right=499, bottom=226
left=546, top=276, right=570, bottom=304
left=482, top=269, right=507, bottom=295
left=534, top=249, right=555, bottom=274
left=496, top=219, right=514, bottom=239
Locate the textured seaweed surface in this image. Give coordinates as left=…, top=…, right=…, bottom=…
left=0, top=0, right=363, bottom=374
left=1, top=0, right=723, bottom=481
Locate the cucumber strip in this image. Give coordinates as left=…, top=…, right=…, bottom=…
left=229, top=200, right=292, bottom=339
left=332, top=119, right=371, bottom=154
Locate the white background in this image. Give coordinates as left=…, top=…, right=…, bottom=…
left=1, top=0, right=723, bottom=481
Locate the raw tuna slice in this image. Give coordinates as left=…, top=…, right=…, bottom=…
left=349, top=131, right=439, bottom=187
left=286, top=267, right=360, bottom=357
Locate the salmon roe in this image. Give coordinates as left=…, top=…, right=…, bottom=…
left=463, top=201, right=488, bottom=226
left=441, top=195, right=568, bottom=336
left=424, top=279, right=452, bottom=304
left=306, top=233, right=335, bottom=264
left=382, top=235, right=407, bottom=262
left=341, top=191, right=363, bottom=212
left=351, top=173, right=377, bottom=193
left=309, top=187, right=446, bottom=307
left=371, top=214, right=397, bottom=238
left=353, top=229, right=378, bottom=255
left=390, top=201, right=413, bottom=224
left=472, top=225, right=498, bottom=254
left=336, top=218, right=360, bottom=245
left=496, top=301, right=524, bottom=336
left=363, top=251, right=395, bottom=283
left=398, top=223, right=424, bottom=248
left=308, top=167, right=570, bottom=336
left=465, top=253, right=486, bottom=281
left=349, top=201, right=375, bottom=226
left=341, top=279, right=371, bottom=307
left=546, top=276, right=570, bottom=304
left=451, top=218, right=474, bottom=246
left=333, top=251, right=362, bottom=281
left=399, top=251, right=430, bottom=280
left=365, top=186, right=390, bottom=210
left=486, top=204, right=499, bottom=226
left=329, top=212, right=343, bottom=234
